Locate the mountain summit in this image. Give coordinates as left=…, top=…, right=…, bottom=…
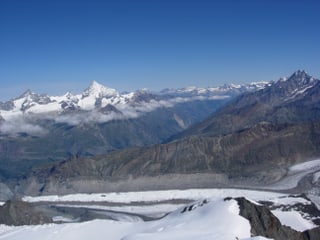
left=82, top=80, right=119, bottom=98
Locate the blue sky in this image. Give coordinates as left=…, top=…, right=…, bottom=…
left=0, top=0, right=319, bottom=101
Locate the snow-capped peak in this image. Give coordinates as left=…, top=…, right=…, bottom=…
left=18, top=89, right=34, bottom=98
left=82, top=80, right=119, bottom=98
left=294, top=69, right=308, bottom=77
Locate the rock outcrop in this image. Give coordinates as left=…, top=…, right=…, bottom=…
left=233, top=197, right=320, bottom=240
left=0, top=200, right=52, bottom=226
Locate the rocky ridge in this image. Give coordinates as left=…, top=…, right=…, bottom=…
left=173, top=70, right=320, bottom=139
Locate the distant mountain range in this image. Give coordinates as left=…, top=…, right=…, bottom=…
left=0, top=79, right=266, bottom=182
left=13, top=70, right=320, bottom=196
left=0, top=80, right=267, bottom=128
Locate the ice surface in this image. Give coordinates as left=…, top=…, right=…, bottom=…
left=55, top=203, right=185, bottom=219
left=22, top=188, right=286, bottom=203
left=289, top=159, right=320, bottom=173
left=265, top=159, right=320, bottom=190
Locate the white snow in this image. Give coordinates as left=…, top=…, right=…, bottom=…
left=272, top=210, right=317, bottom=231
left=0, top=80, right=267, bottom=127
left=123, top=199, right=251, bottom=240
left=52, top=216, right=77, bottom=223
left=0, top=220, right=135, bottom=240
left=83, top=80, right=119, bottom=98
left=270, top=196, right=311, bottom=206
left=24, top=101, right=61, bottom=114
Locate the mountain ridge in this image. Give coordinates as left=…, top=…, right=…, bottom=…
left=171, top=70, right=320, bottom=140
left=0, top=80, right=268, bottom=123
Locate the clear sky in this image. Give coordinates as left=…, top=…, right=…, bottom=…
left=0, top=0, right=319, bottom=101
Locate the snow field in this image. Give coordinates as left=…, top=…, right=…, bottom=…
left=271, top=210, right=317, bottom=232
left=2, top=187, right=319, bottom=239
left=0, top=199, right=257, bottom=240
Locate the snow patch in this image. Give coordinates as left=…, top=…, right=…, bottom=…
left=272, top=210, right=317, bottom=231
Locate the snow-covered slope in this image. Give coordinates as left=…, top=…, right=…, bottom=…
left=0, top=198, right=268, bottom=240
left=22, top=188, right=320, bottom=232
left=3, top=187, right=320, bottom=240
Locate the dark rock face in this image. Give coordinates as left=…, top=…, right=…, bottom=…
left=0, top=182, right=14, bottom=201
left=0, top=200, right=52, bottom=226
left=24, top=121, right=320, bottom=195
left=234, top=197, right=320, bottom=240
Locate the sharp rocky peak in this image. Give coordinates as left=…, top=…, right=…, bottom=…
left=18, top=89, right=37, bottom=99
left=284, top=70, right=316, bottom=84
left=293, top=69, right=309, bottom=77
left=271, top=70, right=318, bottom=93
left=16, top=89, right=51, bottom=104
left=82, top=80, right=119, bottom=98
